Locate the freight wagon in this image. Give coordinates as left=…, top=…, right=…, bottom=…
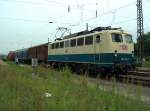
left=11, top=43, right=48, bottom=64
left=28, top=43, right=48, bottom=63
left=7, top=51, right=16, bottom=61
left=15, top=49, right=28, bottom=63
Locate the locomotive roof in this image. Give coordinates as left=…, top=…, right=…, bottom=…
left=61, top=26, right=122, bottom=40
left=50, top=26, right=131, bottom=44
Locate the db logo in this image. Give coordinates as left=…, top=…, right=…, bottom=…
left=120, top=45, right=128, bottom=50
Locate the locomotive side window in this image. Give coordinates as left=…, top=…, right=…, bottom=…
left=55, top=43, right=59, bottom=48
left=51, top=44, right=54, bottom=49
left=85, top=36, right=93, bottom=45
left=77, top=38, right=84, bottom=46
left=60, top=42, right=64, bottom=48
left=111, top=33, right=123, bottom=42
left=71, top=39, right=76, bottom=47
left=96, top=35, right=101, bottom=43
left=125, top=35, right=133, bottom=43
left=65, top=40, right=70, bottom=47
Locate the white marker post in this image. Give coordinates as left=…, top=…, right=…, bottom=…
left=32, top=58, right=38, bottom=76
left=15, top=58, right=19, bottom=65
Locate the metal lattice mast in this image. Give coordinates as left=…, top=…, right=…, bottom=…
left=137, top=0, right=144, bottom=61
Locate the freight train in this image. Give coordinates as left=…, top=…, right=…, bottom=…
left=8, top=27, right=135, bottom=75
left=8, top=43, right=48, bottom=64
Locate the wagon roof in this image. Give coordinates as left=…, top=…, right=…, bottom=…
left=29, top=43, right=48, bottom=49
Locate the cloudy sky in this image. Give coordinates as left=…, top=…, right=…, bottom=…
left=0, top=0, right=150, bottom=54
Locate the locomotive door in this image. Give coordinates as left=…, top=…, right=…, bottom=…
left=94, top=35, right=101, bottom=63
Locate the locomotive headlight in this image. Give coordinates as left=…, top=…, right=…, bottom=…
left=115, top=53, right=117, bottom=57
left=114, top=50, right=118, bottom=57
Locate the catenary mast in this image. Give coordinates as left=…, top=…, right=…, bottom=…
left=137, top=0, right=144, bottom=62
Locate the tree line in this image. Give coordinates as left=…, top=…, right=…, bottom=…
left=134, top=32, right=150, bottom=60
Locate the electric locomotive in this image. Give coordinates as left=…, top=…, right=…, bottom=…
left=48, top=27, right=135, bottom=75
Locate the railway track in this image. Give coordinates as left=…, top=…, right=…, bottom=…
left=16, top=62, right=150, bottom=87
left=118, top=69, right=150, bottom=87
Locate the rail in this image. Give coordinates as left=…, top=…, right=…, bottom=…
left=118, top=69, right=150, bottom=87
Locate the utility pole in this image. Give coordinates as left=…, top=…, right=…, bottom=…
left=137, top=0, right=144, bottom=63
left=86, top=23, right=88, bottom=31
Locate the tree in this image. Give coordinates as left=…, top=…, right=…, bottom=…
left=134, top=32, right=150, bottom=58
left=143, top=32, right=150, bottom=57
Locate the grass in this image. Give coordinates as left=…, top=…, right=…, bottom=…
left=0, top=63, right=150, bottom=111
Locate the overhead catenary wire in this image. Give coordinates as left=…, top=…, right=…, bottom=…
left=0, top=16, right=73, bottom=25
left=1, top=13, right=149, bottom=27
left=0, top=0, right=97, bottom=23
left=0, top=0, right=138, bottom=22
left=69, top=14, right=150, bottom=32
left=1, top=0, right=67, bottom=7
left=0, top=4, right=143, bottom=25
left=43, top=0, right=67, bottom=6
left=75, top=0, right=88, bottom=22
left=0, top=0, right=149, bottom=29
left=0, top=0, right=140, bottom=13
left=0, top=0, right=98, bottom=12
left=105, top=0, right=117, bottom=25
left=76, top=0, right=137, bottom=24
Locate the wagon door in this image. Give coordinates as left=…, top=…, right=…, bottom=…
left=94, top=34, right=101, bottom=63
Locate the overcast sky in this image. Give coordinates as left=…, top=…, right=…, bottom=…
left=0, top=0, right=150, bottom=54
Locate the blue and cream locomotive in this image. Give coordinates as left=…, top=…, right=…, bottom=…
left=47, top=27, right=135, bottom=75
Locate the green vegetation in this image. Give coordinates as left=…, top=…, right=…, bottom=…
left=143, top=61, right=150, bottom=68
left=134, top=32, right=150, bottom=57
left=143, top=32, right=150, bottom=57
left=0, top=63, right=150, bottom=111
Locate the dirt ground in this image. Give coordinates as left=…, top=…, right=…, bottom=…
left=0, top=59, right=7, bottom=66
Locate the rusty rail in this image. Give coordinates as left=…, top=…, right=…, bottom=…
left=118, top=69, right=150, bottom=87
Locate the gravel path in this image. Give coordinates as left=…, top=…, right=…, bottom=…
left=0, top=59, right=7, bottom=66
left=87, top=77, right=150, bottom=105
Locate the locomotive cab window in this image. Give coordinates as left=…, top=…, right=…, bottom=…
left=71, top=39, right=76, bottom=47
left=96, top=35, right=101, bottom=43
left=111, top=33, right=123, bottom=43
left=125, top=35, right=133, bottom=44
left=60, top=42, right=64, bottom=48
left=65, top=40, right=70, bottom=47
left=77, top=38, right=84, bottom=46
left=85, top=36, right=93, bottom=45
